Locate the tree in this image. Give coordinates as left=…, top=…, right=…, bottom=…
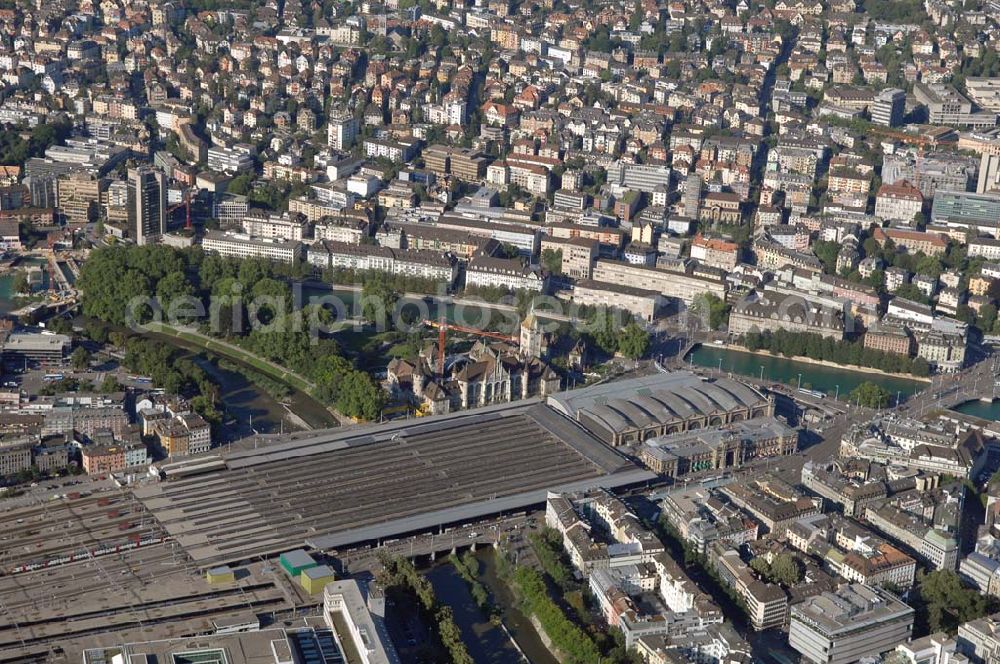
left=336, top=371, right=384, bottom=421
left=913, top=570, right=994, bottom=635
left=979, top=303, right=998, bottom=334
left=849, top=381, right=892, bottom=408
left=361, top=277, right=400, bottom=324
left=227, top=173, right=253, bottom=196
left=769, top=554, right=802, bottom=586
left=587, top=307, right=619, bottom=354
left=541, top=248, right=563, bottom=275
left=690, top=292, right=730, bottom=330
left=71, top=347, right=91, bottom=370
left=11, top=270, right=29, bottom=294
left=619, top=322, right=651, bottom=359
left=812, top=240, right=841, bottom=274
left=99, top=375, right=123, bottom=393
left=156, top=270, right=196, bottom=319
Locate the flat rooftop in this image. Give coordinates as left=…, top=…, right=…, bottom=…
left=135, top=402, right=645, bottom=565
left=791, top=583, right=913, bottom=635
left=81, top=628, right=295, bottom=664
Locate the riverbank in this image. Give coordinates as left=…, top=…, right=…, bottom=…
left=696, top=342, right=932, bottom=383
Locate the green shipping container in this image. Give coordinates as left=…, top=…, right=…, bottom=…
left=279, top=549, right=318, bottom=576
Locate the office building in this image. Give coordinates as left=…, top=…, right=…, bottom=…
left=891, top=633, right=966, bottom=664
left=2, top=333, right=71, bottom=367
left=789, top=584, right=914, bottom=664
left=571, top=280, right=665, bottom=322
left=202, top=230, right=303, bottom=263
left=931, top=190, right=1000, bottom=231
left=465, top=256, right=546, bottom=292
left=127, top=167, right=166, bottom=245
left=915, top=82, right=997, bottom=129
left=965, top=77, right=1000, bottom=112
left=58, top=171, right=105, bottom=224
left=206, top=144, right=255, bottom=174
left=0, top=440, right=31, bottom=477
left=590, top=259, right=726, bottom=305
left=957, top=612, right=1000, bottom=663
left=872, top=88, right=906, bottom=127
left=883, top=152, right=976, bottom=199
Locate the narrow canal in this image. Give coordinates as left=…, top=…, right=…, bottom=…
left=424, top=549, right=558, bottom=664
left=426, top=560, right=526, bottom=664
left=687, top=345, right=928, bottom=401
left=476, top=549, right=560, bottom=664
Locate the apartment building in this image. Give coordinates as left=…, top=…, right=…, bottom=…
left=309, top=240, right=457, bottom=285
left=465, top=256, right=546, bottom=292
left=875, top=182, right=924, bottom=223
left=327, top=109, right=358, bottom=150
left=242, top=212, right=310, bottom=241
left=690, top=234, right=740, bottom=271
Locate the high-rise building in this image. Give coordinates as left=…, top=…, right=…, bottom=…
left=327, top=109, right=358, bottom=151
left=872, top=88, right=906, bottom=127
left=127, top=167, right=166, bottom=245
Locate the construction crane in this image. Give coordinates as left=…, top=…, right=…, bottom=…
left=423, top=315, right=517, bottom=378
left=166, top=188, right=193, bottom=230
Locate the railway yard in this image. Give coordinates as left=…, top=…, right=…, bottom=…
left=0, top=400, right=652, bottom=662
left=133, top=402, right=639, bottom=567
left=0, top=489, right=313, bottom=662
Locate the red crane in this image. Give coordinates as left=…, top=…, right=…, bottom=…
left=166, top=189, right=192, bottom=229
left=423, top=316, right=518, bottom=378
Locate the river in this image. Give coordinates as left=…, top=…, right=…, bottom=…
left=145, top=331, right=337, bottom=437
left=953, top=399, right=1000, bottom=420
left=687, top=345, right=928, bottom=401
left=423, top=550, right=560, bottom=664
